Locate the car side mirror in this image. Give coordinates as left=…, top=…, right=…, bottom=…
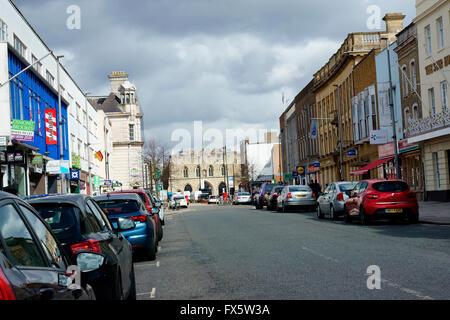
left=151, top=207, right=160, bottom=215
left=76, top=252, right=105, bottom=272
left=155, top=202, right=162, bottom=208
left=117, top=217, right=136, bottom=231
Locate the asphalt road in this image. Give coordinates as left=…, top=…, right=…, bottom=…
left=134, top=204, right=450, bottom=300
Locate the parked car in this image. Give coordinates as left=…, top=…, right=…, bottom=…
left=94, top=193, right=158, bottom=260
left=170, top=195, right=188, bottom=208
left=208, top=195, right=219, bottom=204
left=108, top=190, right=163, bottom=242
left=343, top=179, right=419, bottom=225
left=233, top=192, right=252, bottom=205
left=147, top=192, right=165, bottom=225
left=277, top=185, right=317, bottom=212
left=0, top=191, right=101, bottom=300
left=267, top=186, right=284, bottom=211
left=254, top=183, right=277, bottom=209
left=27, top=194, right=136, bottom=300
left=316, top=181, right=358, bottom=220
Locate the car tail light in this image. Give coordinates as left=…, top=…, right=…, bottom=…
left=366, top=194, right=379, bottom=199
left=336, top=192, right=344, bottom=201
left=71, top=240, right=102, bottom=255
left=237, top=197, right=241, bottom=200
left=312, top=192, right=316, bottom=199
left=130, top=216, right=148, bottom=223
left=286, top=193, right=292, bottom=199
left=0, top=268, right=15, bottom=301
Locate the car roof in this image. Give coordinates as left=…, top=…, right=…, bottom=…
left=27, top=194, right=89, bottom=208
left=0, top=191, right=20, bottom=201
left=108, top=190, right=145, bottom=194
left=94, top=193, right=142, bottom=202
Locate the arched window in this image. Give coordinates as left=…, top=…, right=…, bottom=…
left=183, top=167, right=189, bottom=178
left=402, top=65, right=409, bottom=97
left=410, top=60, right=417, bottom=91
left=196, top=166, right=200, bottom=178
left=221, top=166, right=226, bottom=176
left=404, top=107, right=411, bottom=126
left=208, top=166, right=214, bottom=177
left=412, top=104, right=419, bottom=120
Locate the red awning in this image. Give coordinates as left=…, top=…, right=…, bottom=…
left=350, top=157, right=394, bottom=176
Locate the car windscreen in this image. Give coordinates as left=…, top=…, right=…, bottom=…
left=372, top=181, right=409, bottom=192
left=265, top=184, right=276, bottom=193
left=31, top=203, right=81, bottom=244
left=289, top=186, right=311, bottom=192
left=239, top=193, right=250, bottom=196
left=96, top=199, right=140, bottom=215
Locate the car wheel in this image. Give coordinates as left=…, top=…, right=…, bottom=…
left=344, top=206, right=352, bottom=223
left=330, top=206, right=337, bottom=221
left=157, top=218, right=164, bottom=241
left=113, top=269, right=123, bottom=300
left=146, top=237, right=157, bottom=261
left=127, top=264, right=137, bottom=300
left=360, top=207, right=370, bottom=225
left=408, top=213, right=419, bottom=224
left=282, top=203, right=287, bottom=213
left=317, top=205, right=324, bottom=219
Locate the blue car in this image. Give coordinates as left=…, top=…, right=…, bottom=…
left=94, top=193, right=158, bottom=261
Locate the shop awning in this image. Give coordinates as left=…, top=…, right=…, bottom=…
left=350, top=157, right=394, bottom=176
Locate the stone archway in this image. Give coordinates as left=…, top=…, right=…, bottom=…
left=201, top=180, right=213, bottom=195
left=184, top=184, right=193, bottom=192
left=218, top=182, right=226, bottom=195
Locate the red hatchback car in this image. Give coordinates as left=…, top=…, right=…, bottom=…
left=344, top=180, right=419, bottom=225
left=108, top=190, right=163, bottom=241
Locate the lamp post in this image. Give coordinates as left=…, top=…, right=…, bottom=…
left=84, top=92, right=93, bottom=195
left=56, top=55, right=66, bottom=194
left=382, top=37, right=400, bottom=179
left=333, top=84, right=344, bottom=181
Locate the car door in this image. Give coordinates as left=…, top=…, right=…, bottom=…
left=354, top=182, right=368, bottom=215
left=86, top=199, right=132, bottom=293
left=0, top=200, right=89, bottom=300
left=347, top=182, right=361, bottom=215
left=320, top=185, right=331, bottom=214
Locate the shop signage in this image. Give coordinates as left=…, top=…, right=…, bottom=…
left=93, top=176, right=100, bottom=187
left=378, top=140, right=419, bottom=159
left=0, top=136, right=7, bottom=151
left=308, top=164, right=320, bottom=173
left=47, top=160, right=61, bottom=174
left=347, top=150, right=357, bottom=156
left=103, top=180, right=112, bottom=186
left=72, top=153, right=81, bottom=170
left=292, top=171, right=298, bottom=177
left=31, top=155, right=43, bottom=165
left=5, top=151, right=24, bottom=164
left=370, top=130, right=388, bottom=145
left=0, top=152, right=5, bottom=162
left=11, top=120, right=35, bottom=142
left=45, top=109, right=58, bottom=145
left=296, top=166, right=305, bottom=176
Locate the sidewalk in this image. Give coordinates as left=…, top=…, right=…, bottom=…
left=419, top=201, right=450, bottom=225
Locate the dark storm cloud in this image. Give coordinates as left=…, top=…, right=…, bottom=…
left=13, top=0, right=415, bottom=148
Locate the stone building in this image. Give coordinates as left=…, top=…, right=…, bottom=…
left=168, top=148, right=243, bottom=196
left=394, top=21, right=424, bottom=199
left=313, top=13, right=405, bottom=186
left=408, top=0, right=450, bottom=201
left=90, top=71, right=144, bottom=190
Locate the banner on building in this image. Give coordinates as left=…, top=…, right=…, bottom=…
left=11, top=119, right=34, bottom=142
left=45, top=109, right=58, bottom=145
left=309, top=120, right=318, bottom=139
left=370, top=129, right=388, bottom=145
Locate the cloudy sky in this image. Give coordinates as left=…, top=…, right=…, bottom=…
left=14, top=0, right=415, bottom=150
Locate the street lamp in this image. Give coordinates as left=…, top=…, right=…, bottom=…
left=84, top=92, right=93, bottom=195
left=56, top=55, right=66, bottom=193
left=333, top=84, right=344, bottom=181
left=381, top=37, right=401, bottom=179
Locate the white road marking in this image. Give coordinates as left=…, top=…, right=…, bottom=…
left=137, top=287, right=156, bottom=299
left=301, top=246, right=339, bottom=263
left=380, top=279, right=434, bottom=300
left=156, top=261, right=160, bottom=267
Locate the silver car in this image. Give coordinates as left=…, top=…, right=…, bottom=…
left=233, top=192, right=252, bottom=205
left=277, top=185, right=317, bottom=212
left=316, top=181, right=357, bottom=220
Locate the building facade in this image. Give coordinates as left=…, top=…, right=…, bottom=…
left=394, top=22, right=424, bottom=200
left=169, top=148, right=243, bottom=196
left=90, top=71, right=144, bottom=191
left=408, top=0, right=450, bottom=201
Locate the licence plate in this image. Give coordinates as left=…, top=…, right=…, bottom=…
left=296, top=195, right=306, bottom=198
left=386, top=208, right=403, bottom=213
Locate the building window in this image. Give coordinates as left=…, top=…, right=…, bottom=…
left=129, top=124, right=135, bottom=141
left=402, top=65, right=408, bottom=97
left=434, top=152, right=440, bottom=190
left=221, top=165, right=226, bottom=176
left=437, top=17, right=444, bottom=50
left=46, top=70, right=55, bottom=87
left=196, top=166, right=201, bottom=178
left=0, top=19, right=7, bottom=41
left=429, top=88, right=436, bottom=115
left=183, top=167, right=189, bottom=178
left=208, top=166, right=214, bottom=177
left=441, top=81, right=448, bottom=111
left=31, top=54, right=42, bottom=74
left=425, top=25, right=432, bottom=56
left=13, top=35, right=26, bottom=58
left=412, top=104, right=419, bottom=120
left=410, top=60, right=416, bottom=91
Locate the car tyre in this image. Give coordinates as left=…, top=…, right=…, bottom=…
left=317, top=205, right=324, bottom=219
left=146, top=237, right=157, bottom=261
left=360, top=207, right=370, bottom=226
left=330, top=206, right=337, bottom=221
left=408, top=213, right=419, bottom=224
left=157, top=218, right=164, bottom=241
left=282, top=203, right=288, bottom=213
left=127, top=264, right=137, bottom=300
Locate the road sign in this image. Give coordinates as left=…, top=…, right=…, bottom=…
left=70, top=170, right=81, bottom=181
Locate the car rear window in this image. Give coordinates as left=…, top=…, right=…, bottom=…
left=372, top=181, right=409, bottom=192
left=96, top=200, right=140, bottom=215
left=273, top=187, right=283, bottom=193
left=289, top=186, right=311, bottom=192
left=31, top=203, right=81, bottom=245
left=136, top=193, right=147, bottom=203
left=239, top=193, right=250, bottom=196
left=264, top=184, right=276, bottom=193
left=339, top=183, right=357, bottom=191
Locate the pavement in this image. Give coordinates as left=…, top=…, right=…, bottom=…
left=419, top=201, right=450, bottom=225
left=134, top=204, right=450, bottom=301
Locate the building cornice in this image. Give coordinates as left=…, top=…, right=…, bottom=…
left=414, top=0, right=447, bottom=24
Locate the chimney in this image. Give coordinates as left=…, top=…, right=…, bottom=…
left=383, top=13, right=405, bottom=42
left=108, top=71, right=128, bottom=93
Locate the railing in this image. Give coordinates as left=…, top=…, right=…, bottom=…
left=407, top=109, right=450, bottom=137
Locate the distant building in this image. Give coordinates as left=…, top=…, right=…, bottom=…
left=90, top=71, right=144, bottom=190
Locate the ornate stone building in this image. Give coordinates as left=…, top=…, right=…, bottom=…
left=90, top=71, right=144, bottom=190
left=168, top=148, right=243, bottom=195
